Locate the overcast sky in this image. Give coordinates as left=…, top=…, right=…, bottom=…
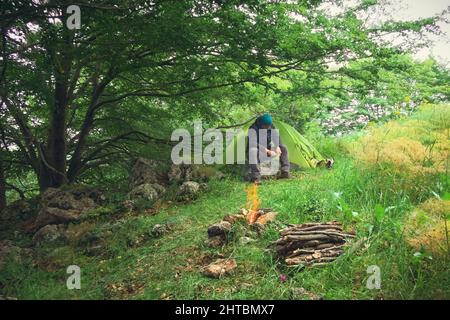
left=373, top=0, right=450, bottom=66
left=322, top=0, right=450, bottom=66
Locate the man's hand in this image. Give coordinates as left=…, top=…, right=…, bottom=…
left=266, top=149, right=277, bottom=157
left=275, top=146, right=282, bottom=156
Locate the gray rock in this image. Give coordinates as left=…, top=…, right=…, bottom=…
left=177, top=181, right=206, bottom=200
left=35, top=187, right=101, bottom=228
left=35, top=207, right=81, bottom=229
left=41, top=188, right=98, bottom=210
left=121, top=199, right=136, bottom=212
left=150, top=224, right=171, bottom=237
left=168, top=164, right=193, bottom=184
left=181, top=181, right=200, bottom=193
left=207, top=221, right=232, bottom=238
left=128, top=183, right=165, bottom=202
left=129, top=158, right=166, bottom=189
left=41, top=187, right=60, bottom=202
left=202, top=258, right=237, bottom=278
left=32, top=224, right=67, bottom=246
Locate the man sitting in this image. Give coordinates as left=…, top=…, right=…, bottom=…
left=246, top=113, right=290, bottom=183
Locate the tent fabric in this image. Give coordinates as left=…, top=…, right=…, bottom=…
left=224, top=119, right=325, bottom=169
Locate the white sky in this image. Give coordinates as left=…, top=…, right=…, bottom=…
left=370, top=0, right=450, bottom=66
left=321, top=0, right=450, bottom=67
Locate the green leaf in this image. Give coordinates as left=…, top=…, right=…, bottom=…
left=374, top=204, right=385, bottom=224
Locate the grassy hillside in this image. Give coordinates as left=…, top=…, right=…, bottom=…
left=1, top=104, right=448, bottom=300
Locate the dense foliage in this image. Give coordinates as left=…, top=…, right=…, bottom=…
left=1, top=0, right=448, bottom=202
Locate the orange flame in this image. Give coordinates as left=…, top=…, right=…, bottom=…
left=246, top=183, right=260, bottom=224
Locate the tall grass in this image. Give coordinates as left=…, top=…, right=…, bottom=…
left=1, top=105, right=448, bottom=299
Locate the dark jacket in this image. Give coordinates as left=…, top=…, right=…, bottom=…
left=247, top=116, right=281, bottom=151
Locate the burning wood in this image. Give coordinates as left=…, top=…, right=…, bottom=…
left=241, top=208, right=277, bottom=226
left=243, top=182, right=279, bottom=225
left=205, top=183, right=277, bottom=248
left=206, top=208, right=277, bottom=247
left=246, top=183, right=260, bottom=224
left=274, top=221, right=355, bottom=267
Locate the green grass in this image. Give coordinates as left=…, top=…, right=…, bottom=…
left=1, top=162, right=448, bottom=299
left=1, top=105, right=449, bottom=300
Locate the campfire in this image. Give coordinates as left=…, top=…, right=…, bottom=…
left=206, top=183, right=277, bottom=247
left=246, top=183, right=260, bottom=224
left=273, top=221, right=355, bottom=267
left=244, top=183, right=278, bottom=225
left=204, top=184, right=355, bottom=276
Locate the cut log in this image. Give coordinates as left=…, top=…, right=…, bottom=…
left=287, top=244, right=346, bottom=258
left=286, top=256, right=339, bottom=266
left=281, top=230, right=355, bottom=238
left=316, top=243, right=345, bottom=250
left=284, top=234, right=344, bottom=242
left=280, top=225, right=343, bottom=234
left=286, top=248, right=344, bottom=260
left=283, top=221, right=340, bottom=229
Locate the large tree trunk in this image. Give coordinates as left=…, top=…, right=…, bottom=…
left=38, top=27, right=73, bottom=191
left=38, top=78, right=69, bottom=190
left=46, top=80, right=69, bottom=188
left=67, top=77, right=111, bottom=183
left=0, top=157, right=6, bottom=211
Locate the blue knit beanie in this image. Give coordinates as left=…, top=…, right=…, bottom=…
left=260, top=113, right=273, bottom=125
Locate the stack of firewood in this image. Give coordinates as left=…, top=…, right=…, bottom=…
left=273, top=221, right=355, bottom=267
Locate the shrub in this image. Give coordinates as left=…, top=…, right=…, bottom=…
left=346, top=104, right=449, bottom=200
left=404, top=198, right=450, bottom=257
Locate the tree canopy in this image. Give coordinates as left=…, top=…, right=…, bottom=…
left=0, top=0, right=448, bottom=201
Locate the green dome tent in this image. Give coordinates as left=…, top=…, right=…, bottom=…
left=224, top=119, right=326, bottom=169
